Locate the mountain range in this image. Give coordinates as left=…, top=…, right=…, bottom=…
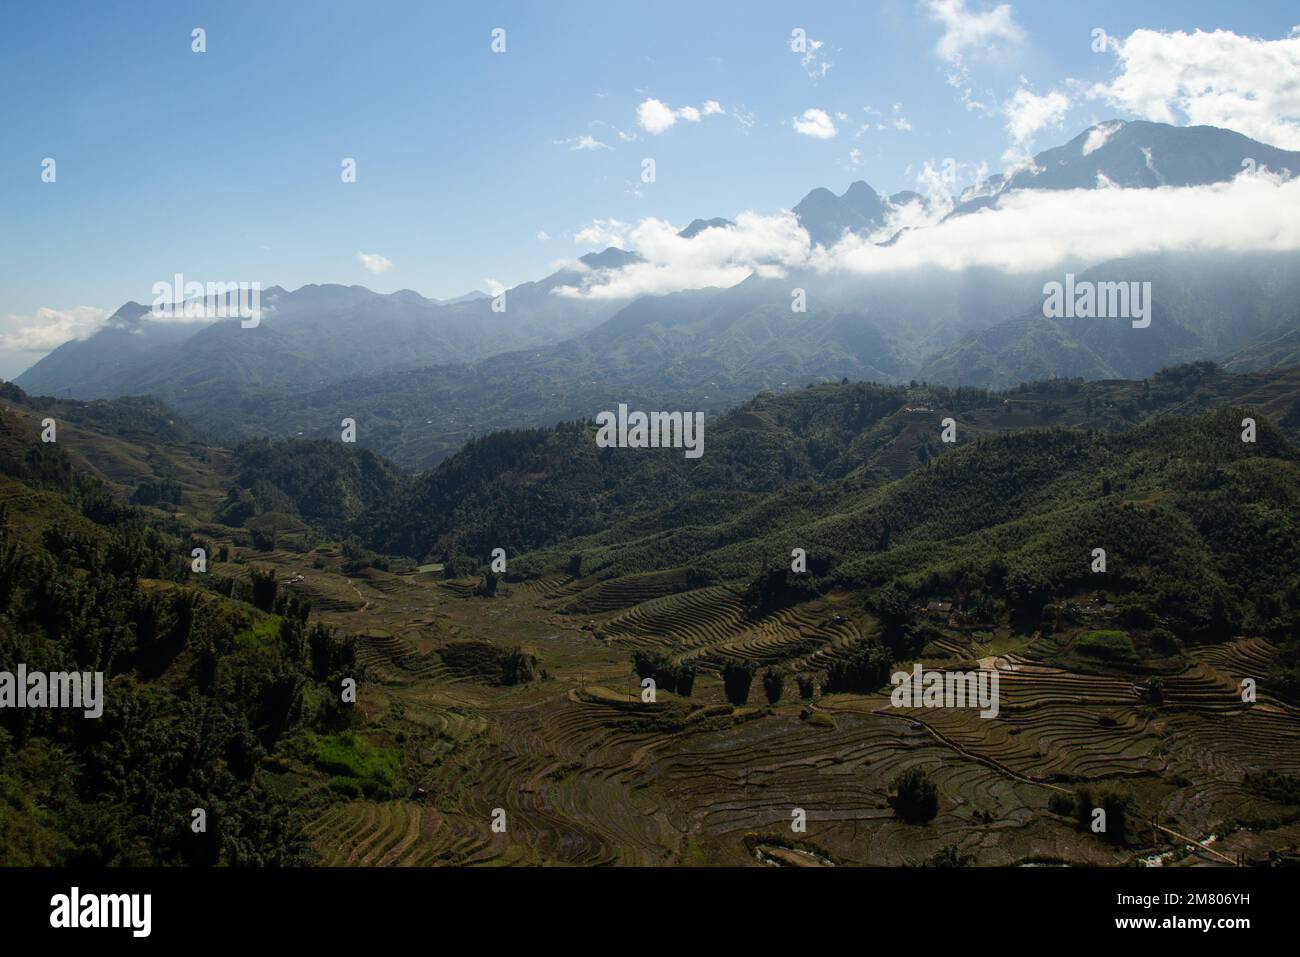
left=13, top=119, right=1300, bottom=469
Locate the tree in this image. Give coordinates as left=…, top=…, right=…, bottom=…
left=889, top=767, right=939, bottom=824
left=924, top=844, right=974, bottom=866
left=874, top=581, right=914, bottom=644
left=249, top=567, right=277, bottom=611
left=721, top=660, right=756, bottom=706
left=674, top=663, right=696, bottom=697
left=822, top=639, right=892, bottom=694
left=762, top=668, right=784, bottom=705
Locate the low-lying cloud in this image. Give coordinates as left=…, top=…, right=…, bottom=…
left=555, top=171, right=1300, bottom=299
left=1, top=305, right=109, bottom=352
left=557, top=212, right=810, bottom=300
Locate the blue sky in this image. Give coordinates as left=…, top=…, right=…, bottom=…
left=1, top=0, right=1298, bottom=376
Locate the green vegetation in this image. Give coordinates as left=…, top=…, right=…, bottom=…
left=1243, top=770, right=1300, bottom=805
left=721, top=660, right=756, bottom=705
left=305, top=731, right=402, bottom=799
left=0, top=407, right=357, bottom=865
left=1076, top=630, right=1138, bottom=663
left=631, top=650, right=696, bottom=696
left=1073, top=787, right=1139, bottom=846
left=889, top=767, right=940, bottom=824
left=761, top=668, right=785, bottom=704
left=6, top=360, right=1300, bottom=867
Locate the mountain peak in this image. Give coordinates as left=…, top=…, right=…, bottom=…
left=678, top=217, right=734, bottom=239
left=794, top=183, right=886, bottom=248
left=578, top=247, right=641, bottom=270
left=841, top=180, right=879, bottom=201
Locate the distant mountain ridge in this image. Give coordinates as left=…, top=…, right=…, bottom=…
left=15, top=272, right=630, bottom=400
left=12, top=120, right=1300, bottom=467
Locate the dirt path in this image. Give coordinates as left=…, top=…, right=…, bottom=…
left=346, top=579, right=371, bottom=612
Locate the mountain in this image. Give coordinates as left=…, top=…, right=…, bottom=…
left=202, top=241, right=1300, bottom=470
left=1224, top=309, right=1300, bottom=372
left=14, top=121, right=1300, bottom=469
left=434, top=290, right=490, bottom=305
left=948, top=119, right=1300, bottom=218
left=678, top=218, right=734, bottom=238
left=353, top=362, right=1300, bottom=563
left=212, top=264, right=1059, bottom=467
left=917, top=251, right=1300, bottom=388
left=793, top=181, right=890, bottom=246
left=14, top=270, right=630, bottom=401
left=10, top=301, right=203, bottom=399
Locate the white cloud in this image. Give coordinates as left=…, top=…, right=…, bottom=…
left=637, top=98, right=678, bottom=134
left=794, top=107, right=838, bottom=139
left=1, top=305, right=109, bottom=352
left=571, top=134, right=612, bottom=151
left=926, top=0, right=1024, bottom=67
left=357, top=252, right=393, bottom=275
left=555, top=211, right=811, bottom=300
left=1081, top=120, right=1124, bottom=155
left=536, top=230, right=552, bottom=242
left=552, top=172, right=1300, bottom=298
left=1005, top=87, right=1071, bottom=145
left=822, top=170, right=1300, bottom=274
left=636, top=98, right=723, bottom=135
left=800, top=37, right=832, bottom=80
left=1088, top=28, right=1300, bottom=149
left=574, top=218, right=629, bottom=248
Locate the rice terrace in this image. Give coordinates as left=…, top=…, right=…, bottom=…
left=43, top=363, right=1283, bottom=871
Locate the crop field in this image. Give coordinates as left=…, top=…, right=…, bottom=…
left=228, top=541, right=1300, bottom=868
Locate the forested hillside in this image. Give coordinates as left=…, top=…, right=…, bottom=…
left=0, top=403, right=357, bottom=865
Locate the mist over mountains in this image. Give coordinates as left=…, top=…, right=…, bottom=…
left=14, top=120, right=1300, bottom=469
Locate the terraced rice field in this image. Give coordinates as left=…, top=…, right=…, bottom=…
left=240, top=546, right=1300, bottom=867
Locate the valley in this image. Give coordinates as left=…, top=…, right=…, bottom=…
left=5, top=361, right=1297, bottom=867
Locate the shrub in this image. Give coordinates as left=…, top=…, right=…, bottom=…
left=796, top=673, right=817, bottom=700
left=1048, top=792, right=1075, bottom=816
left=762, top=668, right=784, bottom=705
left=889, top=767, right=939, bottom=824
left=722, top=660, right=756, bottom=706
left=1076, top=630, right=1137, bottom=662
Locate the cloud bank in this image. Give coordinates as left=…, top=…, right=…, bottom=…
left=1, top=306, right=109, bottom=352
left=1089, top=29, right=1300, bottom=150
left=554, top=171, right=1300, bottom=299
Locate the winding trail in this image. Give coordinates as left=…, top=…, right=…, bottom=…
left=346, top=579, right=371, bottom=612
